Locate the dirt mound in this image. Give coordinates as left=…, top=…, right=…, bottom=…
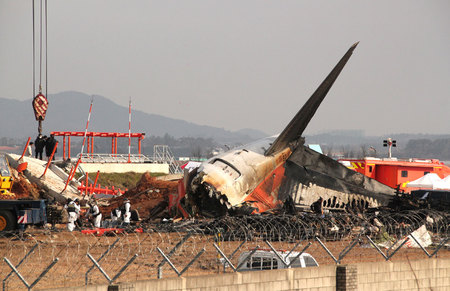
left=0, top=168, right=40, bottom=200
left=11, top=176, right=40, bottom=199
left=102, top=172, right=179, bottom=219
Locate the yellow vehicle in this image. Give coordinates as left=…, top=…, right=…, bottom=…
left=0, top=154, right=14, bottom=197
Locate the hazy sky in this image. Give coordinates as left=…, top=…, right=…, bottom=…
left=1, top=1, right=449, bottom=136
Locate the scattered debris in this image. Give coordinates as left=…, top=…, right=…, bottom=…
left=393, top=224, right=433, bottom=249
left=103, top=172, right=178, bottom=219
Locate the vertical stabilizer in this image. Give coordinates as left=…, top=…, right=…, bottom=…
left=265, top=42, right=359, bottom=156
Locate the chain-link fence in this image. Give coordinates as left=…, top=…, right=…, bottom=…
left=1, top=209, right=449, bottom=290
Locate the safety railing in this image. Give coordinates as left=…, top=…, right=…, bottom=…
left=76, top=153, right=154, bottom=164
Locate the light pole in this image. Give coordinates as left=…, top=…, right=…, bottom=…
left=383, top=138, right=397, bottom=158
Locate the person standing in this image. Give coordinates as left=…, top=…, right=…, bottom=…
left=45, top=134, right=57, bottom=158
left=65, top=198, right=77, bottom=232
left=34, top=135, right=44, bottom=160
left=74, top=198, right=82, bottom=229
left=123, top=198, right=131, bottom=225
left=27, top=142, right=34, bottom=157
left=111, top=207, right=121, bottom=226
left=87, top=200, right=102, bottom=228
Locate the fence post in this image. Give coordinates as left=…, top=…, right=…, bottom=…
left=86, top=253, right=112, bottom=283
left=85, top=238, right=120, bottom=285
left=315, top=237, right=339, bottom=263
left=213, top=243, right=260, bottom=272
left=222, top=240, right=247, bottom=273
left=366, top=235, right=410, bottom=261
left=315, top=236, right=360, bottom=264
left=429, top=238, right=450, bottom=258
left=87, top=252, right=138, bottom=285
left=157, top=232, right=192, bottom=278
left=157, top=247, right=206, bottom=277
left=3, top=257, right=58, bottom=291
left=286, top=242, right=313, bottom=268
left=178, top=249, right=205, bottom=276
left=2, top=243, right=38, bottom=290
left=29, top=258, right=59, bottom=289
left=265, top=241, right=289, bottom=267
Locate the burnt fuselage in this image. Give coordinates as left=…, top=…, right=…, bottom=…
left=187, top=137, right=291, bottom=215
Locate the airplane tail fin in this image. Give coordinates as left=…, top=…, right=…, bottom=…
left=265, top=42, right=359, bottom=156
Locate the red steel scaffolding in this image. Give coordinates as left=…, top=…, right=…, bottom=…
left=50, top=131, right=145, bottom=160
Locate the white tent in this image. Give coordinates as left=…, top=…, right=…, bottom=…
left=407, top=173, right=443, bottom=189
left=434, top=175, right=450, bottom=190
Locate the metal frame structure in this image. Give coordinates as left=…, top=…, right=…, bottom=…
left=51, top=131, right=145, bottom=161
left=153, top=145, right=182, bottom=173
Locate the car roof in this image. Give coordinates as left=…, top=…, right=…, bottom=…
left=241, top=250, right=314, bottom=258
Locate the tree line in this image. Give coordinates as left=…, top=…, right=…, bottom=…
left=322, top=138, right=450, bottom=161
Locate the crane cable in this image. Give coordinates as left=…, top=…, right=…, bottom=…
left=32, top=0, right=35, bottom=97
left=35, top=0, right=47, bottom=94
left=39, top=0, right=42, bottom=92
left=45, top=0, right=48, bottom=97
left=32, top=0, right=49, bottom=135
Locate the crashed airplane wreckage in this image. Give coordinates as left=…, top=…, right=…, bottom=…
left=186, top=42, right=396, bottom=217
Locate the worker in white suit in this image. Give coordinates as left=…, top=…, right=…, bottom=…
left=87, top=200, right=102, bottom=228
left=65, top=198, right=77, bottom=231
left=74, top=198, right=82, bottom=228
left=123, top=198, right=131, bottom=225
left=111, top=207, right=121, bottom=221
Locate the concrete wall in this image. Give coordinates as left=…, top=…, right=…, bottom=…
left=44, top=258, right=450, bottom=291
left=43, top=265, right=337, bottom=291
left=358, top=258, right=450, bottom=291
left=79, top=163, right=169, bottom=174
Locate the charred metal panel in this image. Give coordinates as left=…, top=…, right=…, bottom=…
left=280, top=146, right=395, bottom=209
left=243, top=163, right=287, bottom=213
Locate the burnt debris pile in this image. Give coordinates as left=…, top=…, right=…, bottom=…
left=103, top=173, right=178, bottom=219
left=146, top=209, right=449, bottom=243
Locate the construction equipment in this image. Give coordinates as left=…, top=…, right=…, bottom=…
left=0, top=154, right=49, bottom=231
left=0, top=200, right=47, bottom=231
left=0, top=155, right=14, bottom=197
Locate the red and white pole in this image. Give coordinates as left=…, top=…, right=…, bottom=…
left=61, top=97, right=93, bottom=194
left=80, top=96, right=94, bottom=159
left=128, top=98, right=132, bottom=163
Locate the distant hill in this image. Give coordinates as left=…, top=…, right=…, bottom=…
left=0, top=91, right=267, bottom=144
left=305, top=130, right=450, bottom=160
left=3, top=93, right=449, bottom=160
left=305, top=130, right=450, bottom=148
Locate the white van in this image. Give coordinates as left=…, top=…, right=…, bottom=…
left=237, top=250, right=319, bottom=271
